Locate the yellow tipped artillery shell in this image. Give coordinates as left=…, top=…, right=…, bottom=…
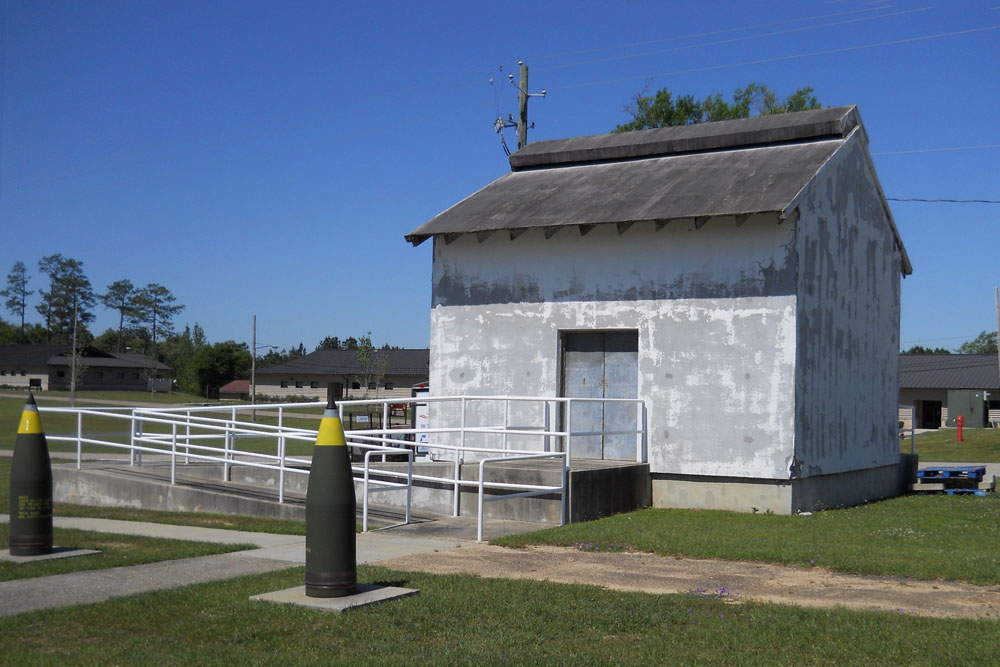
left=9, top=393, right=54, bottom=556
left=304, top=400, right=357, bottom=597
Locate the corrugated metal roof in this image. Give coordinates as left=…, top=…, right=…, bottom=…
left=0, top=344, right=72, bottom=366
left=220, top=380, right=250, bottom=393
left=899, top=354, right=1000, bottom=389
left=47, top=351, right=172, bottom=371
left=406, top=138, right=841, bottom=245
left=0, top=345, right=170, bottom=372
left=257, top=349, right=429, bottom=377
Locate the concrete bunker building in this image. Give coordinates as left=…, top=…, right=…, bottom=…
left=406, top=106, right=912, bottom=514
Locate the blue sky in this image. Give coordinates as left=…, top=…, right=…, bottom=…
left=1, top=1, right=997, bottom=353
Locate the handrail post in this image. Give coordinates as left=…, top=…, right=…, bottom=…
left=382, top=401, right=389, bottom=449
left=565, top=398, right=573, bottom=464
left=502, top=398, right=509, bottom=452
left=460, top=396, right=467, bottom=451
left=278, top=406, right=286, bottom=504
left=453, top=455, right=461, bottom=517
left=406, top=451, right=413, bottom=526
left=136, top=415, right=144, bottom=466
left=76, top=411, right=83, bottom=470
left=560, top=452, right=567, bottom=525
left=477, top=459, right=486, bottom=542
left=638, top=401, right=647, bottom=463
left=223, top=419, right=231, bottom=481
left=543, top=401, right=551, bottom=452
left=363, top=452, right=370, bottom=532
left=170, top=423, right=177, bottom=485
left=129, top=410, right=136, bottom=467
left=184, top=410, right=191, bottom=464
left=454, top=397, right=467, bottom=517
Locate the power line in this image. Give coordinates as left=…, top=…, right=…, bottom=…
left=546, top=7, right=934, bottom=71
left=888, top=198, right=1000, bottom=204
left=556, top=25, right=1000, bottom=91
left=873, top=144, right=1000, bottom=156
left=529, top=4, right=904, bottom=62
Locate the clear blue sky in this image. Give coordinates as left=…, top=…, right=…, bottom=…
left=2, top=1, right=997, bottom=353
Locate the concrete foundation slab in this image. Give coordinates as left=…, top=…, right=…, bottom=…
left=250, top=584, right=419, bottom=612
left=0, top=547, right=102, bottom=563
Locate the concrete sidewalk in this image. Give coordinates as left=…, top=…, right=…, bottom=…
left=0, top=514, right=509, bottom=618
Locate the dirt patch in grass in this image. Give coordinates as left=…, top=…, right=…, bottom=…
left=379, top=543, right=1000, bottom=620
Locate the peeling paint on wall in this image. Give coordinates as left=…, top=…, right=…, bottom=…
left=793, top=134, right=900, bottom=476
left=432, top=216, right=796, bottom=307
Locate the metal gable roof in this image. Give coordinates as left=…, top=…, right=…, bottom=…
left=406, top=138, right=841, bottom=244
left=406, top=104, right=912, bottom=277
left=256, top=349, right=430, bottom=377
left=899, top=354, right=1000, bottom=390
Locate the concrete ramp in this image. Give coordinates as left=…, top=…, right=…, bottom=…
left=51, top=457, right=650, bottom=527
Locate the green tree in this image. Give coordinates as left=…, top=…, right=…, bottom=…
left=613, top=82, right=821, bottom=132
left=354, top=331, right=388, bottom=398
left=902, top=345, right=952, bottom=355
left=316, top=336, right=342, bottom=351
left=37, top=254, right=97, bottom=343
left=100, top=279, right=139, bottom=352
left=956, top=331, right=998, bottom=355
left=192, top=340, right=251, bottom=397
left=159, top=324, right=207, bottom=394
left=132, top=283, right=184, bottom=353
left=0, top=321, right=47, bottom=345
left=1, top=261, right=33, bottom=337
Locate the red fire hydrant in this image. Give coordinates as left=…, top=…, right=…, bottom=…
left=957, top=414, right=965, bottom=443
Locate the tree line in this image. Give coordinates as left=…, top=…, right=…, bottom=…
left=903, top=331, right=999, bottom=356
left=1, top=256, right=183, bottom=353
left=1, top=257, right=403, bottom=397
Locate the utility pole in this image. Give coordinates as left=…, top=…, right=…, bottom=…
left=70, top=296, right=78, bottom=407
left=496, top=61, right=546, bottom=153
left=251, top=314, right=257, bottom=419
left=517, top=62, right=529, bottom=150
left=994, top=287, right=1000, bottom=388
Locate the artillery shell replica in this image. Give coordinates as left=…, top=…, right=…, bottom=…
left=9, top=393, right=53, bottom=556
left=304, top=399, right=357, bottom=597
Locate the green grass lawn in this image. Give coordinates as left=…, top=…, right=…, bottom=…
left=0, top=525, right=252, bottom=582
left=0, top=389, right=215, bottom=405
left=494, top=493, right=1000, bottom=585
left=902, top=427, right=1000, bottom=462
left=0, top=565, right=997, bottom=665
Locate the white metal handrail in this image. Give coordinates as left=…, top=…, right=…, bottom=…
left=477, top=452, right=566, bottom=542
left=40, top=394, right=646, bottom=537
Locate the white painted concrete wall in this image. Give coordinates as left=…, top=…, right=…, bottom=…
left=792, top=133, right=901, bottom=477
left=430, top=218, right=799, bottom=478
left=0, top=370, right=47, bottom=390
left=254, top=375, right=426, bottom=400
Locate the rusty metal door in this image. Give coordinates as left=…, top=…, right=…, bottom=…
left=561, top=331, right=638, bottom=459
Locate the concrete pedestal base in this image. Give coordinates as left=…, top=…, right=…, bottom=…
left=0, top=547, right=102, bottom=563
left=250, top=584, right=418, bottom=612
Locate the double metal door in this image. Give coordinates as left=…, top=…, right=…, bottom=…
left=560, top=331, right=638, bottom=459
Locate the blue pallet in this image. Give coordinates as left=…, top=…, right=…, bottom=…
left=944, top=488, right=988, bottom=496
left=917, top=466, right=986, bottom=480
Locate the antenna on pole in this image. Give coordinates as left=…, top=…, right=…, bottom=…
left=492, top=60, right=546, bottom=155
